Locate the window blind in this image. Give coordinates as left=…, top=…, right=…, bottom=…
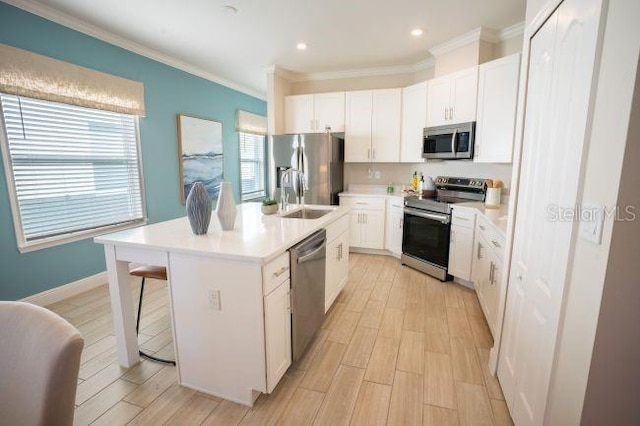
left=239, top=132, right=266, bottom=201
left=0, top=93, right=145, bottom=248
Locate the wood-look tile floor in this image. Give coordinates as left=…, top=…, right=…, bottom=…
left=47, top=253, right=513, bottom=426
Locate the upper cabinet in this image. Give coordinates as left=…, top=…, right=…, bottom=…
left=401, top=82, right=427, bottom=163
left=474, top=53, right=521, bottom=163
left=427, top=66, right=478, bottom=127
left=285, top=92, right=345, bottom=134
left=345, top=89, right=401, bottom=163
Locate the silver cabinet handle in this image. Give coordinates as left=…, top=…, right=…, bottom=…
left=450, top=106, right=454, bottom=119
left=492, top=264, right=499, bottom=285
left=367, top=148, right=371, bottom=159
left=489, top=261, right=494, bottom=283
left=399, top=218, right=403, bottom=229
left=450, top=229, right=456, bottom=243
left=363, top=213, right=367, bottom=224
left=372, top=148, right=376, bottom=160
left=479, top=225, right=487, bottom=230
left=273, top=266, right=289, bottom=277
left=492, top=240, right=502, bottom=248
left=444, top=107, right=448, bottom=120
left=477, top=242, right=484, bottom=259
left=355, top=202, right=367, bottom=205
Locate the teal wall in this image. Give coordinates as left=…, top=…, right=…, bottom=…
left=0, top=3, right=267, bottom=300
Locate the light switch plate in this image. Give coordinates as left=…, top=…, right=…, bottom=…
left=208, top=289, right=221, bottom=310
left=579, top=204, right=604, bottom=245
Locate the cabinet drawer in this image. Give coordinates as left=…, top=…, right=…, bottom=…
left=326, top=213, right=349, bottom=242
left=452, top=208, right=476, bottom=229
left=341, top=196, right=385, bottom=211
left=263, top=252, right=290, bottom=296
left=476, top=216, right=506, bottom=261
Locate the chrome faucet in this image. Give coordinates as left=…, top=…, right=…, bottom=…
left=280, top=168, right=307, bottom=211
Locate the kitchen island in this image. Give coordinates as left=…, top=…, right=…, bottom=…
left=94, top=202, right=349, bottom=405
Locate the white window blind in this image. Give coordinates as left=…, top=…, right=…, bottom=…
left=239, top=132, right=266, bottom=201
left=0, top=93, right=145, bottom=251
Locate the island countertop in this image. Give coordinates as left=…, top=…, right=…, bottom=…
left=94, top=202, right=349, bottom=264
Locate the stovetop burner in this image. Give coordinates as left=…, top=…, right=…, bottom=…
left=404, top=176, right=487, bottom=214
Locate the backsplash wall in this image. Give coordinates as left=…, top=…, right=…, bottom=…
left=344, top=162, right=513, bottom=192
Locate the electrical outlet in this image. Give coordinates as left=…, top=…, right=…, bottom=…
left=374, top=171, right=381, bottom=179
left=208, top=289, right=221, bottom=310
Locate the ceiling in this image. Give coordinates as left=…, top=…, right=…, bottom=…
left=21, top=0, right=525, bottom=98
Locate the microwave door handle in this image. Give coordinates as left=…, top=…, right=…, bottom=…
left=451, top=129, right=458, bottom=156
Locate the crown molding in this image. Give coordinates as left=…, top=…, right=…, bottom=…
left=291, top=57, right=436, bottom=82
left=2, top=0, right=267, bottom=100
left=497, top=21, right=525, bottom=41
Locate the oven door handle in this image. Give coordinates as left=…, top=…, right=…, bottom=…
left=404, top=208, right=450, bottom=224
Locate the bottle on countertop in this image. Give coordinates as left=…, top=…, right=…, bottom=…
left=387, top=182, right=394, bottom=194
left=417, top=175, right=424, bottom=194
left=412, top=171, right=418, bottom=191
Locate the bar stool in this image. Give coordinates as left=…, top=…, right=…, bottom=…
left=130, top=265, right=176, bottom=365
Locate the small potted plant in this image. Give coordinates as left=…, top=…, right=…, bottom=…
left=261, top=198, right=278, bottom=215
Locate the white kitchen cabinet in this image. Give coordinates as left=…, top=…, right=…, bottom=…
left=471, top=215, right=505, bottom=336
left=401, top=82, right=428, bottom=162
left=325, top=231, right=349, bottom=312
left=341, top=196, right=385, bottom=249
left=474, top=53, right=521, bottom=163
left=325, top=214, right=350, bottom=312
left=345, top=89, right=401, bottom=163
left=371, top=88, right=402, bottom=162
left=427, top=66, right=478, bottom=127
left=385, top=197, right=404, bottom=256
left=285, top=92, right=345, bottom=134
left=448, top=208, right=476, bottom=281
left=263, top=278, right=291, bottom=393
left=345, top=90, right=373, bottom=162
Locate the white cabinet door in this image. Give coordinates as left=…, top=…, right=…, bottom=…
left=360, top=210, right=385, bottom=249
left=371, top=88, right=401, bottom=162
left=450, top=66, right=478, bottom=124
left=401, top=82, right=427, bottom=162
left=264, top=279, right=291, bottom=393
left=345, top=90, right=373, bottom=162
left=325, top=231, right=349, bottom=312
left=448, top=225, right=474, bottom=281
left=385, top=202, right=404, bottom=256
left=314, top=92, right=345, bottom=133
left=285, top=95, right=314, bottom=134
left=474, top=54, right=520, bottom=163
left=498, top=2, right=602, bottom=424
left=426, top=76, right=451, bottom=127
left=349, top=210, right=363, bottom=247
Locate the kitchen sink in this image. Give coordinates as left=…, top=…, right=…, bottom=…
left=281, top=208, right=333, bottom=219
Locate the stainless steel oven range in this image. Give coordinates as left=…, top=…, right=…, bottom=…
left=401, top=176, right=486, bottom=281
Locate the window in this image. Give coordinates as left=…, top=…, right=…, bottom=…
left=0, top=93, right=145, bottom=252
left=239, top=132, right=266, bottom=201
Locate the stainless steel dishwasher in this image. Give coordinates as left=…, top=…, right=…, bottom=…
left=289, top=229, right=326, bottom=362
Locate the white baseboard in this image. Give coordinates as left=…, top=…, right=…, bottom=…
left=21, top=271, right=108, bottom=307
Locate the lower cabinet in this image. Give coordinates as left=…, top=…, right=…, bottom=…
left=471, top=217, right=505, bottom=336
left=263, top=281, right=291, bottom=393
left=448, top=208, right=476, bottom=280
left=325, top=230, right=349, bottom=312
left=341, top=196, right=386, bottom=250
left=385, top=198, right=404, bottom=256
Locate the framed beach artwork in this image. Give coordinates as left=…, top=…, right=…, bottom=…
left=177, top=114, right=224, bottom=202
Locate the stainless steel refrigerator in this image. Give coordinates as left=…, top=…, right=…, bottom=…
left=270, top=133, right=344, bottom=205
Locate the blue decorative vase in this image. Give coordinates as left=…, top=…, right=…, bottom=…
left=186, top=182, right=212, bottom=235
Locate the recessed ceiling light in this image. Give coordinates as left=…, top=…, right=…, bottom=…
left=297, top=42, right=307, bottom=51
left=411, top=28, right=424, bottom=37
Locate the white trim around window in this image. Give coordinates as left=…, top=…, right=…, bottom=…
left=0, top=93, right=147, bottom=253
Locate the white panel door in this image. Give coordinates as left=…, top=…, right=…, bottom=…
left=361, top=210, right=385, bottom=249
left=372, top=88, right=402, bottom=162
left=385, top=202, right=404, bottom=255
left=345, top=90, right=373, bottom=162
left=426, top=77, right=451, bottom=127
left=285, top=95, right=314, bottom=134
left=314, top=92, right=345, bottom=133
left=264, top=279, right=292, bottom=393
left=498, top=1, right=603, bottom=425
left=401, top=82, right=428, bottom=162
left=475, top=54, right=521, bottom=163
left=450, top=66, right=478, bottom=124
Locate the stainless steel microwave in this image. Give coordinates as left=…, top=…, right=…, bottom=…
left=422, top=122, right=475, bottom=160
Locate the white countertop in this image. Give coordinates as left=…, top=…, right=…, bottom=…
left=94, top=203, right=349, bottom=264
left=455, top=201, right=510, bottom=236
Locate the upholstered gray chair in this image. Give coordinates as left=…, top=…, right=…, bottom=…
left=0, top=301, right=84, bottom=426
